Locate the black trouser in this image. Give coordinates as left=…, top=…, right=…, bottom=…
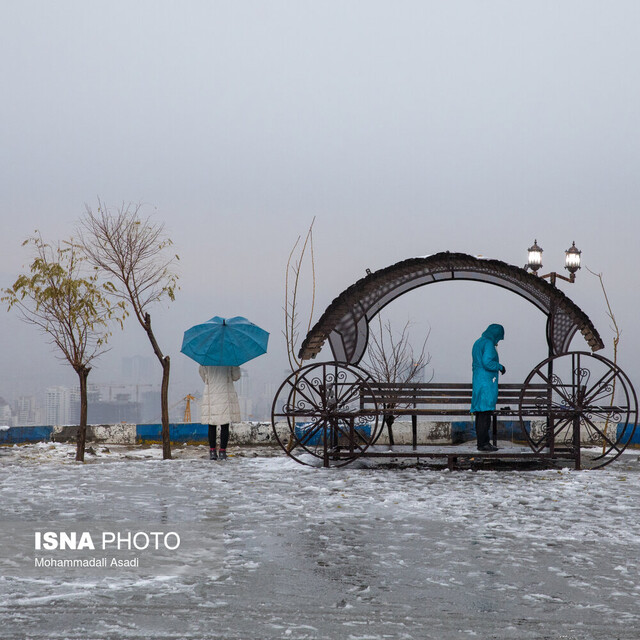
left=208, top=424, right=229, bottom=450
left=475, top=411, right=493, bottom=447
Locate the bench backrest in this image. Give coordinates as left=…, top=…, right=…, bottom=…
left=359, top=382, right=551, bottom=416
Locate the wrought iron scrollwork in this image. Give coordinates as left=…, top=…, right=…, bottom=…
left=519, top=351, right=638, bottom=468
left=271, top=361, right=380, bottom=467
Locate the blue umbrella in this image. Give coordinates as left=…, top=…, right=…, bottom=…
left=180, top=316, right=269, bottom=366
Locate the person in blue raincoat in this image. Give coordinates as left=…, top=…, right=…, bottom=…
left=471, top=324, right=506, bottom=451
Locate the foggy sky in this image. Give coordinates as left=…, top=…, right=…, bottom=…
left=2, top=1, right=640, bottom=417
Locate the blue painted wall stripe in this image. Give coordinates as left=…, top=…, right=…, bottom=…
left=617, top=423, right=640, bottom=446
left=2, top=423, right=640, bottom=447
left=136, top=423, right=209, bottom=444
left=0, top=426, right=54, bottom=444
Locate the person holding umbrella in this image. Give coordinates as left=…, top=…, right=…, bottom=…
left=199, top=364, right=241, bottom=460
left=181, top=316, right=269, bottom=461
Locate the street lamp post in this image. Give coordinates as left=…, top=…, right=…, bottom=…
left=525, top=240, right=582, bottom=285
left=524, top=239, right=583, bottom=451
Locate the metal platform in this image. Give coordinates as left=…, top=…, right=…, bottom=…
left=338, top=442, right=576, bottom=470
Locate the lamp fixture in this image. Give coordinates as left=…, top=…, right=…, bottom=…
left=525, top=240, right=581, bottom=285
left=526, top=240, right=543, bottom=273
left=565, top=241, right=581, bottom=274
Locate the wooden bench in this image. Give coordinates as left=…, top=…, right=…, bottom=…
left=358, top=381, right=576, bottom=468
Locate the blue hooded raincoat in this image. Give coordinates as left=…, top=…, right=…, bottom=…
left=470, top=324, right=505, bottom=414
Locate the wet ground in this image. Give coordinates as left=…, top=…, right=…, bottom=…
left=1, top=443, right=640, bottom=639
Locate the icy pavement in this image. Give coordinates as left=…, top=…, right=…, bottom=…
left=1, top=443, right=640, bottom=639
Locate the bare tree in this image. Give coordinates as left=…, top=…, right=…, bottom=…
left=3, top=233, right=122, bottom=461
left=79, top=201, right=179, bottom=460
left=284, top=217, right=316, bottom=372
left=363, top=316, right=432, bottom=445
left=587, top=267, right=621, bottom=453
left=282, top=219, right=317, bottom=452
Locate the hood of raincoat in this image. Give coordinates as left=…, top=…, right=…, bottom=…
left=481, top=324, right=504, bottom=346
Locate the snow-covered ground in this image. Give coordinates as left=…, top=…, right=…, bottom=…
left=1, top=442, right=640, bottom=639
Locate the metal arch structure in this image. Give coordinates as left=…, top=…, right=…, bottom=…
left=298, top=252, right=604, bottom=365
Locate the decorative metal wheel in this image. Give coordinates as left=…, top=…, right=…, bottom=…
left=518, top=352, right=638, bottom=468
left=271, top=361, right=381, bottom=467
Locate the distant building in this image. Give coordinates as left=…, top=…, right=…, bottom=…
left=254, top=381, right=279, bottom=421
left=87, top=393, right=141, bottom=424
left=46, top=385, right=142, bottom=426
left=238, top=395, right=253, bottom=420
left=0, top=397, right=12, bottom=426
left=237, top=368, right=252, bottom=420
left=400, top=361, right=427, bottom=383
left=15, top=395, right=38, bottom=426
left=45, top=387, right=79, bottom=426
left=140, top=390, right=161, bottom=423
left=121, top=356, right=155, bottom=383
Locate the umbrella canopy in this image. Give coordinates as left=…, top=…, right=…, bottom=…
left=181, top=316, right=269, bottom=366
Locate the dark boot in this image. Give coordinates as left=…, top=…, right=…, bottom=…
left=209, top=448, right=218, bottom=460
left=476, top=412, right=494, bottom=450
left=218, top=449, right=227, bottom=461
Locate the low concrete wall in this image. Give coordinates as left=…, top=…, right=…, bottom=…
left=136, top=422, right=287, bottom=445
left=1, top=420, right=638, bottom=447
left=0, top=425, right=53, bottom=444
left=381, top=420, right=453, bottom=445
left=52, top=424, right=137, bottom=445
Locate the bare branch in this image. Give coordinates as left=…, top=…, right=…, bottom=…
left=78, top=199, right=179, bottom=460
left=79, top=200, right=179, bottom=332
left=363, top=317, right=433, bottom=429
left=283, top=218, right=316, bottom=372
left=586, top=267, right=621, bottom=453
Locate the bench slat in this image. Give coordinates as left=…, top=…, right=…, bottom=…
left=359, top=381, right=554, bottom=416
left=368, top=383, right=550, bottom=389
left=362, top=390, right=545, bottom=399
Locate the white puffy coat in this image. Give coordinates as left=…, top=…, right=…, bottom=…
left=199, top=365, right=241, bottom=425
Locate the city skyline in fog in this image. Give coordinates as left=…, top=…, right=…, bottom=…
left=2, top=1, right=640, bottom=423
left=5, top=355, right=276, bottom=424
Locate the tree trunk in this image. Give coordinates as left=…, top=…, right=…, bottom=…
left=161, top=355, right=172, bottom=460
left=75, top=366, right=91, bottom=462
left=384, top=412, right=395, bottom=446
left=143, top=313, right=172, bottom=460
